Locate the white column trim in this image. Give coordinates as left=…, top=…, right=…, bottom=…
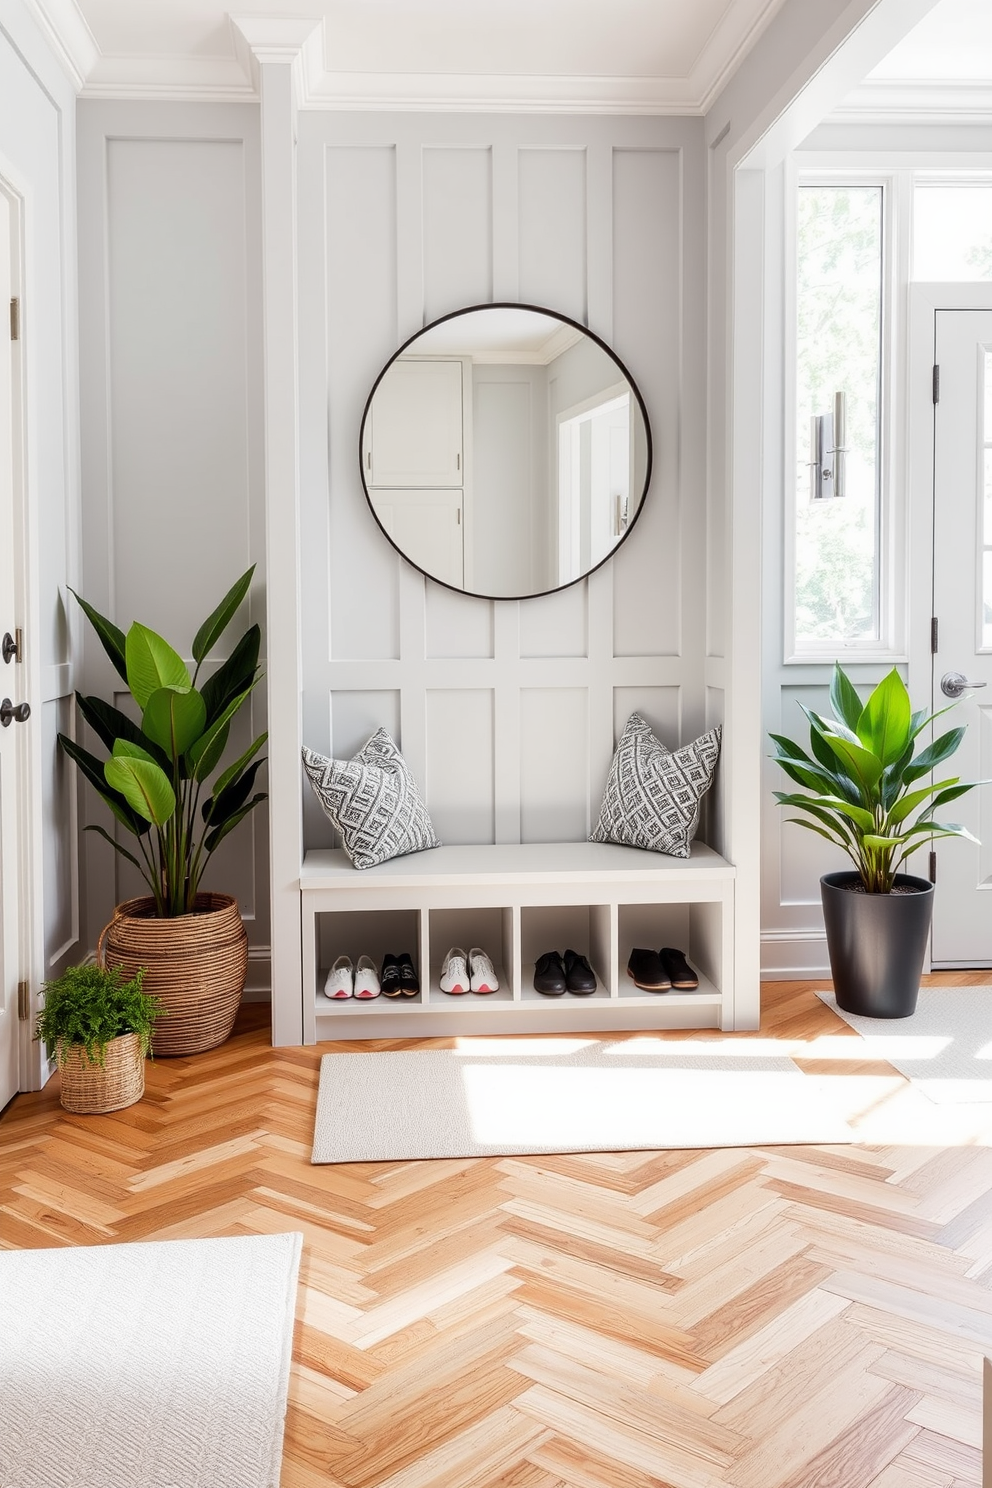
left=232, top=18, right=316, bottom=1044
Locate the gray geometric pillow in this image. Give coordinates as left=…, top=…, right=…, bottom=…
left=590, top=713, right=721, bottom=859
left=302, top=729, right=440, bottom=870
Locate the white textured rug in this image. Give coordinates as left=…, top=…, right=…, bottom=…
left=819, top=986, right=992, bottom=1103
left=311, top=1038, right=853, bottom=1162
left=0, top=1231, right=302, bottom=1488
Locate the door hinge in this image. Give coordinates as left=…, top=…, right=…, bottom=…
left=929, top=850, right=937, bottom=884
left=931, top=616, right=939, bottom=654
left=932, top=363, right=940, bottom=403
left=9, top=298, right=18, bottom=342
left=17, top=980, right=30, bottom=1021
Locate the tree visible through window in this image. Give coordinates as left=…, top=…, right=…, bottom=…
left=794, top=185, right=882, bottom=650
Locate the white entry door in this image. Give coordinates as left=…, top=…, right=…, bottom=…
left=0, top=185, right=25, bottom=1108
left=931, top=307, right=992, bottom=964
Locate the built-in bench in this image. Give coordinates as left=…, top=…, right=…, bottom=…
left=300, top=840, right=738, bottom=1040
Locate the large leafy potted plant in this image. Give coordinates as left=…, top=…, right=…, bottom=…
left=35, top=963, right=163, bottom=1113
left=59, top=567, right=266, bottom=1054
left=770, top=664, right=978, bottom=1017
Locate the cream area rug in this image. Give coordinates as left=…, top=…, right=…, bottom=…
left=819, top=986, right=992, bottom=1103
left=311, top=1038, right=853, bottom=1162
left=0, top=1231, right=302, bottom=1488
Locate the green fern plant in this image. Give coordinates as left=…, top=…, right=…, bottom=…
left=35, top=963, right=163, bottom=1068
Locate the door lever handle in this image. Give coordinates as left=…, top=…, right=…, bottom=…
left=940, top=671, right=988, bottom=699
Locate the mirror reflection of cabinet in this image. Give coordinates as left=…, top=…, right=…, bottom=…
left=359, top=305, right=652, bottom=601
left=364, top=359, right=465, bottom=585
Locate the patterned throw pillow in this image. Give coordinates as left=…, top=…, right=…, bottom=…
left=302, top=729, right=440, bottom=870
left=590, top=713, right=722, bottom=859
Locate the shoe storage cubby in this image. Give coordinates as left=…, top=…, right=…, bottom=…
left=301, top=841, right=736, bottom=1040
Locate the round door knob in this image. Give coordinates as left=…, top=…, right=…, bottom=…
left=940, top=671, right=988, bottom=700
left=0, top=698, right=30, bottom=727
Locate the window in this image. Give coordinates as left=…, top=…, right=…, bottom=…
left=793, top=183, right=884, bottom=653
left=913, top=183, right=992, bottom=282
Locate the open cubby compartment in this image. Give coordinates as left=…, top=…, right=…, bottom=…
left=427, top=906, right=514, bottom=1005
left=313, top=906, right=425, bottom=1011
left=520, top=904, right=611, bottom=1002
left=617, top=900, right=724, bottom=1007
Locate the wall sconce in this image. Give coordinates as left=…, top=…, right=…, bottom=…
left=808, top=391, right=847, bottom=501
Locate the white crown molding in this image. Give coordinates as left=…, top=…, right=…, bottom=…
left=689, top=0, right=787, bottom=115
left=19, top=0, right=98, bottom=92
left=834, top=77, right=992, bottom=123
left=298, top=71, right=704, bottom=115
left=229, top=15, right=322, bottom=101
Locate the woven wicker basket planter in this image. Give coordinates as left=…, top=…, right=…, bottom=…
left=99, top=892, right=248, bottom=1057
left=58, top=1031, right=145, bottom=1113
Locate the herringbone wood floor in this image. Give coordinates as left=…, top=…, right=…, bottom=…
left=3, top=978, right=992, bottom=1487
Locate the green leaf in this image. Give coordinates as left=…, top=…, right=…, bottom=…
left=58, top=733, right=151, bottom=837
left=917, top=781, right=979, bottom=818
left=74, top=692, right=171, bottom=772
left=200, top=626, right=260, bottom=725
left=886, top=779, right=960, bottom=826
left=204, top=793, right=266, bottom=853
left=203, top=759, right=264, bottom=825
left=211, top=732, right=267, bottom=799
left=775, top=791, right=874, bottom=834
left=814, top=731, right=884, bottom=798
left=83, top=822, right=150, bottom=877
left=856, top=669, right=912, bottom=768
left=112, top=738, right=159, bottom=766
left=861, top=833, right=907, bottom=851
left=189, top=721, right=229, bottom=783
left=829, top=665, right=864, bottom=732
left=784, top=818, right=849, bottom=849
left=904, top=727, right=967, bottom=783
left=192, top=566, right=255, bottom=664
left=104, top=756, right=176, bottom=826
left=188, top=683, right=257, bottom=772
left=125, top=623, right=191, bottom=710
left=142, top=687, right=207, bottom=759
left=68, top=589, right=128, bottom=683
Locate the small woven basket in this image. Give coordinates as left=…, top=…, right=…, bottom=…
left=99, top=892, right=248, bottom=1057
left=58, top=1032, right=145, bottom=1114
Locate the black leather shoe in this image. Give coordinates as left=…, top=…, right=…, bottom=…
left=534, top=950, right=567, bottom=996
left=396, top=951, right=420, bottom=996
left=563, top=948, right=597, bottom=995
left=659, top=947, right=698, bottom=989
left=626, top=947, right=671, bottom=992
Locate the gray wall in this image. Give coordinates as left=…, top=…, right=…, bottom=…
left=76, top=103, right=268, bottom=990
left=297, top=114, right=712, bottom=856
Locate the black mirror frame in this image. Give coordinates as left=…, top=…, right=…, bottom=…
left=358, top=301, right=653, bottom=602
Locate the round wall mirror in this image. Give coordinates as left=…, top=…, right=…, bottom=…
left=359, top=303, right=652, bottom=600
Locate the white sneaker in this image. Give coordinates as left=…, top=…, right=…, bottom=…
left=439, top=946, right=469, bottom=995
left=468, top=947, right=499, bottom=994
left=324, top=955, right=353, bottom=999
left=354, top=954, right=380, bottom=999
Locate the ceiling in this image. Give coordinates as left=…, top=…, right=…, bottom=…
left=29, top=0, right=791, bottom=109
left=841, top=0, right=992, bottom=118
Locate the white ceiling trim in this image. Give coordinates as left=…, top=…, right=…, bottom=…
left=835, top=77, right=992, bottom=122
left=37, top=1, right=790, bottom=113
left=20, top=0, right=98, bottom=92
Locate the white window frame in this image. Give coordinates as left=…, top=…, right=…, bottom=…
left=784, top=164, right=905, bottom=666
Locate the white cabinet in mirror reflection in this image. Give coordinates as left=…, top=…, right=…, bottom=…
left=360, top=305, right=651, bottom=600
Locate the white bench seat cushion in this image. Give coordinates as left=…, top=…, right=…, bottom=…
left=302, top=729, right=440, bottom=870
left=591, top=713, right=721, bottom=860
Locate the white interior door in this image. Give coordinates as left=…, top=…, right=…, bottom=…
left=0, top=186, right=24, bottom=1109
left=931, top=307, right=992, bottom=965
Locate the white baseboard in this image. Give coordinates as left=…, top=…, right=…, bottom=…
left=761, top=930, right=830, bottom=980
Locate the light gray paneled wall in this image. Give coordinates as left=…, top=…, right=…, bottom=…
left=298, top=114, right=707, bottom=856
left=76, top=103, right=268, bottom=989
left=0, top=1, right=80, bottom=1077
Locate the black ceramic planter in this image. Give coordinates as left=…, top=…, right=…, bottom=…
left=820, top=870, right=933, bottom=1018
